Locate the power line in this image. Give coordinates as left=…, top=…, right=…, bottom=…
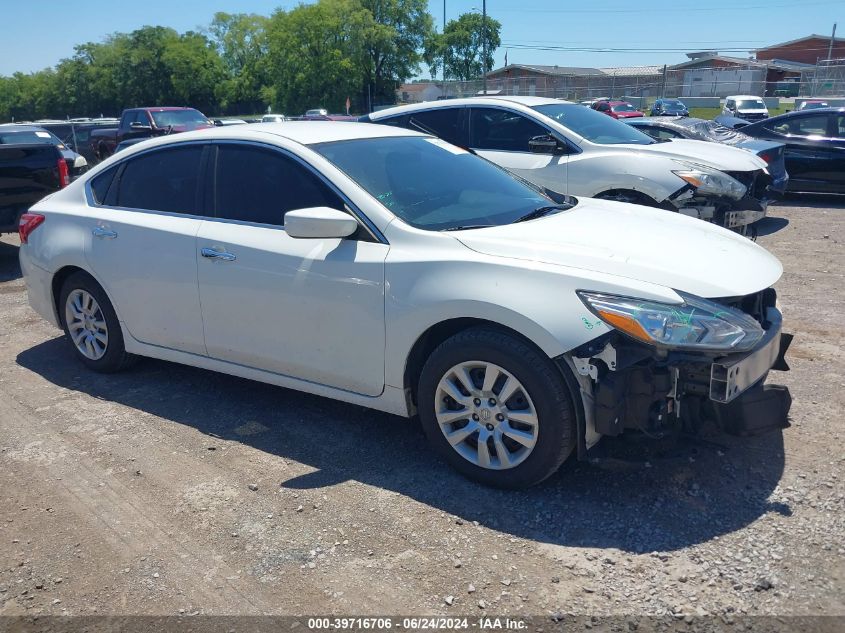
left=491, top=0, right=842, bottom=13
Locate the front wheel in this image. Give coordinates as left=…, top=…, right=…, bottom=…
left=418, top=327, right=577, bottom=489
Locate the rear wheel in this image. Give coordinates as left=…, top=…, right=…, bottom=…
left=418, top=327, right=576, bottom=489
left=59, top=271, right=133, bottom=373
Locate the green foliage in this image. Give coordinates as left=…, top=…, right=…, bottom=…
left=429, top=12, right=502, bottom=82
left=0, top=0, right=445, bottom=121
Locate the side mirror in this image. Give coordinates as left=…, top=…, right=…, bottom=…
left=130, top=122, right=152, bottom=130
left=528, top=134, right=562, bottom=154
left=284, top=207, right=358, bottom=239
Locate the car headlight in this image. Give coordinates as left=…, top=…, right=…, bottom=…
left=672, top=163, right=746, bottom=200
left=578, top=291, right=764, bottom=352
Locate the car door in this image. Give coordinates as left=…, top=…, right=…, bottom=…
left=468, top=107, right=569, bottom=194
left=765, top=113, right=839, bottom=192
left=195, top=142, right=388, bottom=396
left=824, top=113, right=845, bottom=193
left=84, top=143, right=208, bottom=355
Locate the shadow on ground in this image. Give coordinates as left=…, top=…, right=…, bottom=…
left=0, top=240, right=21, bottom=282
left=17, top=337, right=789, bottom=554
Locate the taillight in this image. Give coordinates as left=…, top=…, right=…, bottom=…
left=759, top=152, right=773, bottom=164
left=19, top=213, right=45, bottom=244
left=58, top=158, right=70, bottom=188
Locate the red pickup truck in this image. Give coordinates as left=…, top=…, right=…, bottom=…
left=89, top=107, right=213, bottom=162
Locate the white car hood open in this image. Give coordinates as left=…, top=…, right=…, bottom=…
left=623, top=138, right=767, bottom=172
left=456, top=199, right=782, bottom=299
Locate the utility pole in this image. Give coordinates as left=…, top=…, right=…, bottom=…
left=482, top=0, right=488, bottom=95
left=827, top=23, right=837, bottom=61
left=443, top=0, right=447, bottom=93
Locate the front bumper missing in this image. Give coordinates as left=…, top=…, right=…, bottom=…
left=571, top=304, right=793, bottom=444
left=710, top=308, right=791, bottom=403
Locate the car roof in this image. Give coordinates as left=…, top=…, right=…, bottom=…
left=114, top=121, right=425, bottom=151
left=726, top=95, right=765, bottom=100
left=765, top=106, right=845, bottom=120
left=0, top=124, right=49, bottom=133
left=368, top=96, right=567, bottom=120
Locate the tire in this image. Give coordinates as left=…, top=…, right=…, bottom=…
left=417, top=327, right=577, bottom=489
left=58, top=271, right=133, bottom=373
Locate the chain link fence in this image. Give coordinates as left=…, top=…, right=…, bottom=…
left=400, top=62, right=845, bottom=106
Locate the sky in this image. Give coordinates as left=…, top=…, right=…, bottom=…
left=1, top=0, right=843, bottom=77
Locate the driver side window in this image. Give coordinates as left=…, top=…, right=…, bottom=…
left=469, top=108, right=550, bottom=152
left=213, top=145, right=344, bottom=226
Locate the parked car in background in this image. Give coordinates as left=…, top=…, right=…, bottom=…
left=19, top=122, right=792, bottom=488
left=723, top=96, right=769, bottom=122
left=305, top=108, right=328, bottom=117
left=364, top=96, right=773, bottom=233
left=625, top=117, right=788, bottom=195
left=591, top=100, right=644, bottom=119
left=0, top=125, right=88, bottom=179
left=796, top=100, right=829, bottom=111
left=650, top=98, right=690, bottom=117
left=214, top=118, right=248, bottom=126
left=0, top=141, right=67, bottom=232
left=261, top=114, right=287, bottom=123
left=714, top=115, right=751, bottom=130
left=737, top=107, right=845, bottom=194
left=88, top=107, right=213, bottom=161
left=27, top=118, right=119, bottom=158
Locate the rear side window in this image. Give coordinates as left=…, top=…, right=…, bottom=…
left=116, top=145, right=203, bottom=213
left=213, top=144, right=343, bottom=226
left=406, top=109, right=463, bottom=146
left=89, top=166, right=118, bottom=205
left=470, top=108, right=549, bottom=152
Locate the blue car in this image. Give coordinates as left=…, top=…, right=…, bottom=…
left=650, top=98, right=689, bottom=117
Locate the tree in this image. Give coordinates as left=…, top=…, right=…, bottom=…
left=208, top=12, right=271, bottom=113
left=435, top=12, right=501, bottom=82
left=265, top=0, right=372, bottom=115
left=357, top=0, right=434, bottom=109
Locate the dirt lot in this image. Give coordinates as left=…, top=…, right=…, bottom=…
left=0, top=199, right=842, bottom=622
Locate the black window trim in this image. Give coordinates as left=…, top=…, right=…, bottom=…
left=83, top=140, right=211, bottom=220
left=467, top=105, right=580, bottom=156
left=83, top=138, right=387, bottom=244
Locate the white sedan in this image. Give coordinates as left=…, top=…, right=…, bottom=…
left=19, top=122, right=792, bottom=488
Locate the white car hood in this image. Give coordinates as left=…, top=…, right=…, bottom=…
left=456, top=199, right=782, bottom=298
left=622, top=138, right=767, bottom=171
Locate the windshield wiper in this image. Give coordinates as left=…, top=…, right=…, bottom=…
left=512, top=204, right=569, bottom=224
left=442, top=224, right=494, bottom=232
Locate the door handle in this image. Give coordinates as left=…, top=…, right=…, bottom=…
left=201, top=247, right=237, bottom=262
left=92, top=227, right=118, bottom=239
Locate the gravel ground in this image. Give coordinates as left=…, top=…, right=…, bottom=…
left=0, top=199, right=842, bottom=623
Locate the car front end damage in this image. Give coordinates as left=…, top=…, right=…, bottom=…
left=563, top=287, right=792, bottom=454
left=666, top=167, right=773, bottom=235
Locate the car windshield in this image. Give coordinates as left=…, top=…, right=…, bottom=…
left=313, top=136, right=554, bottom=231
left=611, top=103, right=637, bottom=112
left=0, top=130, right=62, bottom=146
left=533, top=103, right=654, bottom=145
left=150, top=109, right=210, bottom=127
left=737, top=99, right=766, bottom=110
left=663, top=101, right=685, bottom=109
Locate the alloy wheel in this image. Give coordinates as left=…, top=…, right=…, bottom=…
left=435, top=361, right=539, bottom=470
left=65, top=289, right=109, bottom=361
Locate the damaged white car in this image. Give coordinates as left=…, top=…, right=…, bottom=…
left=364, top=96, right=777, bottom=235
left=19, top=123, right=792, bottom=488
